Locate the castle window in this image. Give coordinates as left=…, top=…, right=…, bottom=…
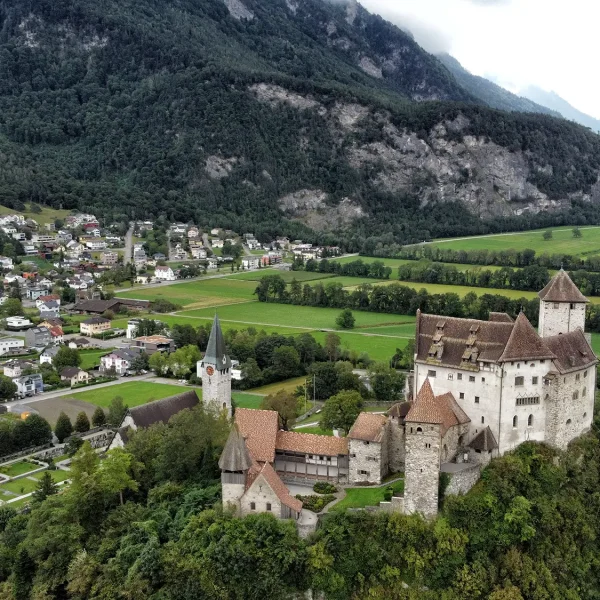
left=584, top=370, right=588, bottom=378
left=363, top=441, right=370, bottom=445
left=553, top=303, right=559, bottom=309
left=573, top=391, right=579, bottom=400
left=428, top=370, right=437, bottom=378
left=459, top=392, right=465, bottom=399
left=481, top=377, right=485, bottom=382
left=515, top=376, right=524, bottom=386
left=475, top=396, right=480, bottom=404
left=266, top=503, right=272, bottom=512
left=481, top=416, right=485, bottom=424
left=319, top=456, right=324, bottom=461
left=513, top=415, right=518, bottom=428
left=583, top=387, right=587, bottom=397
left=566, top=419, right=572, bottom=425
left=250, top=502, right=256, bottom=511
left=457, top=373, right=463, bottom=380
left=528, top=414, right=533, bottom=427
left=530, top=363, right=535, bottom=368
left=469, top=376, right=475, bottom=382
left=359, top=470, right=369, bottom=476
left=416, top=427, right=423, bottom=433
left=448, top=373, right=453, bottom=380
left=541, top=360, right=545, bottom=364
left=576, top=373, right=581, bottom=381
left=516, top=396, right=540, bottom=406
left=532, top=377, right=538, bottom=385
left=584, top=412, right=588, bottom=418
left=350, top=453, right=356, bottom=458
left=517, top=363, right=521, bottom=368
left=570, top=303, right=576, bottom=309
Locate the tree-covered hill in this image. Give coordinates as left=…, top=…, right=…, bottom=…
left=1, top=0, right=600, bottom=248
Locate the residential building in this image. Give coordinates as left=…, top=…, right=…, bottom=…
left=5, top=316, right=33, bottom=330
left=35, top=294, right=61, bottom=309
left=0, top=338, right=24, bottom=355
left=25, top=327, right=52, bottom=348
left=241, top=257, right=260, bottom=270
left=100, top=348, right=141, bottom=375
left=80, top=317, right=111, bottom=336
left=14, top=374, right=43, bottom=398
left=60, top=367, right=92, bottom=387
left=39, top=346, right=60, bottom=365
left=131, top=335, right=174, bottom=355
left=68, top=338, right=92, bottom=349
left=0, top=257, right=14, bottom=270
left=37, top=300, right=60, bottom=318
left=3, top=360, right=34, bottom=379
left=101, top=251, right=119, bottom=265
left=154, top=266, right=176, bottom=281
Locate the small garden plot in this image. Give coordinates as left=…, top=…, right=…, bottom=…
left=31, top=470, right=70, bottom=483
left=0, top=460, right=39, bottom=478
left=0, top=477, right=39, bottom=496
left=295, top=494, right=336, bottom=513
left=332, top=479, right=404, bottom=511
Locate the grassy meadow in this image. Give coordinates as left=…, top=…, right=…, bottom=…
left=0, top=204, right=71, bottom=226
left=68, top=382, right=195, bottom=408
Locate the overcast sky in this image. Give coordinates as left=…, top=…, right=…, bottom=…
left=359, top=0, right=600, bottom=119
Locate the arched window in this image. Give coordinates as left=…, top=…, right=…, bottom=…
left=566, top=419, right=572, bottom=425
left=416, top=427, right=423, bottom=433
left=528, top=414, right=533, bottom=427
left=513, top=415, right=518, bottom=428
left=223, top=402, right=227, bottom=410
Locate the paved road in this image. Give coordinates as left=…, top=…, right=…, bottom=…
left=123, top=225, right=134, bottom=264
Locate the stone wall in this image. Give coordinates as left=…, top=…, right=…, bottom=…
left=240, top=474, right=283, bottom=518
left=348, top=439, right=383, bottom=484
left=378, top=495, right=404, bottom=513
left=403, top=423, right=440, bottom=518
left=387, top=418, right=405, bottom=473
left=539, top=301, right=586, bottom=338
left=222, top=481, right=245, bottom=514
left=444, top=464, right=481, bottom=497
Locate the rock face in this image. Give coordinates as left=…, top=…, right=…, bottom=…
left=205, top=156, right=239, bottom=180
left=222, top=0, right=254, bottom=21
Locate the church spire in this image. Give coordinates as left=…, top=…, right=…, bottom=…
left=204, top=314, right=231, bottom=370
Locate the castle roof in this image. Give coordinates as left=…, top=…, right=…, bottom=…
left=248, top=462, right=303, bottom=514
left=388, top=402, right=412, bottom=420
left=235, top=408, right=279, bottom=463
left=275, top=430, right=348, bottom=456
left=219, top=424, right=253, bottom=472
left=542, top=329, right=598, bottom=374
left=538, top=269, right=588, bottom=304
left=203, top=314, right=231, bottom=370
left=347, top=413, right=387, bottom=442
left=127, top=390, right=199, bottom=429
left=406, top=380, right=470, bottom=436
left=498, top=312, right=557, bottom=363
left=469, top=426, right=498, bottom=452
left=488, top=312, right=514, bottom=323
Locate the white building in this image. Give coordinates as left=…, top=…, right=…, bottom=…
left=0, top=338, right=24, bottom=355
left=241, top=256, right=260, bottom=270
left=5, top=316, right=33, bottom=330
left=154, top=266, right=176, bottom=281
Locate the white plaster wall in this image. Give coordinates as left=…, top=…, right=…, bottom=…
left=202, top=365, right=232, bottom=417
left=539, top=301, right=586, bottom=338
left=222, top=482, right=245, bottom=513
left=240, top=475, right=283, bottom=517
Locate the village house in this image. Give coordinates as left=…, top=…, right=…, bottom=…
left=100, top=348, right=141, bottom=375
left=35, top=294, right=61, bottom=309
left=101, top=251, right=119, bottom=265
left=60, top=367, right=92, bottom=387
left=5, top=316, right=32, bottom=330
left=131, top=335, right=174, bottom=355
left=154, top=265, right=176, bottom=281
left=0, top=257, right=14, bottom=270
left=241, top=256, right=260, bottom=270
left=14, top=374, right=43, bottom=398
left=25, top=326, right=52, bottom=348
left=68, top=337, right=92, bottom=350
left=37, top=300, right=60, bottom=318
left=80, top=316, right=111, bottom=336
left=39, top=346, right=60, bottom=365
left=3, top=360, right=35, bottom=379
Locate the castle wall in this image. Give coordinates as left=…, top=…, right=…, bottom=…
left=539, top=300, right=586, bottom=338
left=222, top=481, right=245, bottom=514
left=403, top=423, right=440, bottom=518
left=387, top=418, right=406, bottom=473
left=444, top=464, right=481, bottom=497
left=348, top=439, right=384, bottom=485
left=545, top=366, right=595, bottom=450
left=240, top=475, right=283, bottom=518
left=440, top=423, right=470, bottom=463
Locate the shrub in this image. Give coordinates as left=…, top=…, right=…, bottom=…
left=383, top=486, right=393, bottom=502
left=313, top=481, right=338, bottom=494
left=295, top=494, right=336, bottom=513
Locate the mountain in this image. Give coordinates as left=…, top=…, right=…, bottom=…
left=437, top=54, right=560, bottom=118
left=0, top=0, right=600, bottom=250
left=520, top=86, right=600, bottom=133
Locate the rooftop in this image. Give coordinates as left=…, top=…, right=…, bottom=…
left=275, top=430, right=348, bottom=456
left=538, top=269, right=588, bottom=304
left=127, top=390, right=199, bottom=429
left=235, top=408, right=279, bottom=463
left=347, top=413, right=387, bottom=442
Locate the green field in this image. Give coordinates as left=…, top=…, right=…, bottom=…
left=422, top=226, right=600, bottom=256
left=0, top=204, right=71, bottom=226
left=0, top=477, right=39, bottom=496
left=79, top=349, right=113, bottom=370
left=68, top=382, right=195, bottom=408
left=309, top=330, right=409, bottom=362
left=31, top=470, right=71, bottom=483
left=293, top=425, right=334, bottom=436
left=248, top=376, right=308, bottom=396
left=0, top=461, right=38, bottom=477
left=229, top=270, right=334, bottom=283
left=231, top=393, right=264, bottom=409
left=332, top=478, right=405, bottom=510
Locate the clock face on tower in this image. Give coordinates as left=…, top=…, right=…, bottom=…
left=206, top=365, right=215, bottom=376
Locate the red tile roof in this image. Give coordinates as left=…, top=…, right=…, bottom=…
left=538, top=270, right=588, bottom=303
left=235, top=408, right=279, bottom=463
left=253, top=462, right=303, bottom=513
left=347, top=413, right=387, bottom=442
left=276, top=430, right=348, bottom=456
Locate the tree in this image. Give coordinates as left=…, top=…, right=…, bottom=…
left=107, top=396, right=128, bottom=426
left=32, top=471, right=58, bottom=503
left=543, top=230, right=553, bottom=241
left=572, top=226, right=582, bottom=238
left=131, top=352, right=150, bottom=373
left=53, top=346, right=82, bottom=372
left=336, top=309, right=355, bottom=329
left=91, top=406, right=107, bottom=427
left=319, top=390, right=363, bottom=434
left=74, top=411, right=91, bottom=433
left=272, top=346, right=301, bottom=380
left=260, top=390, right=298, bottom=430
left=2, top=297, right=22, bottom=317
left=149, top=351, right=169, bottom=375
left=241, top=358, right=262, bottom=387
left=368, top=363, right=406, bottom=401
left=55, top=411, right=73, bottom=442
left=0, top=374, right=17, bottom=401
left=22, top=413, right=52, bottom=446
left=324, top=332, right=341, bottom=362
left=99, top=448, right=140, bottom=505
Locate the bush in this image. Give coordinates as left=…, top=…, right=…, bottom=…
left=313, top=481, right=338, bottom=494
left=383, top=486, right=393, bottom=501
left=295, top=494, right=336, bottom=513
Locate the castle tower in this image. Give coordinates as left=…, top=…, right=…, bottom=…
left=538, top=269, right=588, bottom=338
left=403, top=379, right=442, bottom=519
left=200, top=314, right=232, bottom=417
left=219, top=424, right=252, bottom=513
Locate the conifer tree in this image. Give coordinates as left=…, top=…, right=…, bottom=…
left=74, top=411, right=91, bottom=433
left=32, top=471, right=58, bottom=503
left=91, top=406, right=107, bottom=427
left=55, top=411, right=73, bottom=442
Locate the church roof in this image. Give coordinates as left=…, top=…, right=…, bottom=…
left=235, top=408, right=279, bottom=463
left=219, top=424, right=253, bottom=472
left=469, top=426, right=498, bottom=452
left=127, top=390, right=199, bottom=429
left=498, top=312, right=556, bottom=363
left=250, top=462, right=303, bottom=513
left=538, top=269, right=588, bottom=303
left=275, top=430, right=348, bottom=456
left=203, top=314, right=232, bottom=370
left=347, top=413, right=387, bottom=442
left=406, top=380, right=470, bottom=436
left=542, top=329, right=598, bottom=374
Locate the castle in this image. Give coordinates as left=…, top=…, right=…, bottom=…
left=215, top=270, right=597, bottom=520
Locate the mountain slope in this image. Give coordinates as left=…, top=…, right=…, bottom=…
left=437, top=54, right=560, bottom=117
left=0, top=0, right=599, bottom=249
left=520, top=86, right=600, bottom=133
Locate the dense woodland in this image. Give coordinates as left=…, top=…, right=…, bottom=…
left=0, top=0, right=600, bottom=247
left=2, top=400, right=600, bottom=598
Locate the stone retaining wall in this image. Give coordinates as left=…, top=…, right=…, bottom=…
left=445, top=464, right=481, bottom=497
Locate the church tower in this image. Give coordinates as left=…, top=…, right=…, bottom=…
left=200, top=314, right=232, bottom=417
left=538, top=270, right=588, bottom=338
left=219, top=424, right=252, bottom=514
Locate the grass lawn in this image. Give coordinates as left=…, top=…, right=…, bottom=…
left=420, top=226, right=600, bottom=256
left=178, top=302, right=416, bottom=330
left=310, top=330, right=410, bottom=362
left=31, top=470, right=71, bottom=483
left=5, top=496, right=31, bottom=509
left=0, top=204, right=71, bottom=226
left=0, top=461, right=38, bottom=477
left=117, top=279, right=257, bottom=307
left=0, top=477, right=39, bottom=496
left=247, top=376, right=308, bottom=396
left=332, top=478, right=405, bottom=510
left=228, top=270, right=335, bottom=283
left=293, top=425, right=334, bottom=436
left=79, top=349, right=112, bottom=370
left=68, top=382, right=196, bottom=409
left=357, top=323, right=417, bottom=337
left=232, top=393, right=264, bottom=409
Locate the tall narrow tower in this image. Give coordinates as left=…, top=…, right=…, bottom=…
left=538, top=270, right=588, bottom=338
left=200, top=314, right=232, bottom=417
left=219, top=424, right=252, bottom=514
